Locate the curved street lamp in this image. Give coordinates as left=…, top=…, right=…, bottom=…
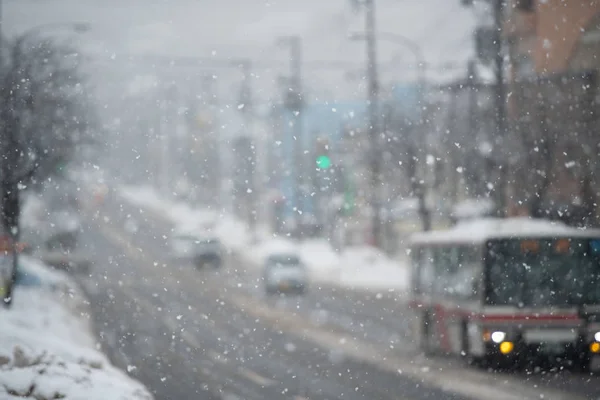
left=348, top=31, right=426, bottom=94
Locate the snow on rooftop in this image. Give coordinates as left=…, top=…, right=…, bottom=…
left=411, top=217, right=600, bottom=245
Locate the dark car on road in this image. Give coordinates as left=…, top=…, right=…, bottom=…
left=171, top=230, right=223, bottom=269
left=192, top=237, right=223, bottom=268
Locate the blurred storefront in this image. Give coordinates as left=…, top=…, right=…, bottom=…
left=506, top=0, right=600, bottom=225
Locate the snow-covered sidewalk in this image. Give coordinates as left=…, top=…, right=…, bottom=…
left=0, top=257, right=153, bottom=400
left=119, top=185, right=409, bottom=293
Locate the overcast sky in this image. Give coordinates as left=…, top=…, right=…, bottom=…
left=5, top=0, right=478, bottom=103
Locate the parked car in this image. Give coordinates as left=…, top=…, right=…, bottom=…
left=263, top=252, right=307, bottom=295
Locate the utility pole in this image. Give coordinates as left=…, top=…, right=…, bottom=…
left=349, top=30, right=428, bottom=234
left=0, top=0, right=3, bottom=70
left=364, top=0, right=382, bottom=247
left=291, top=37, right=303, bottom=224
left=237, top=60, right=257, bottom=235
left=159, top=89, right=169, bottom=195
left=492, top=0, right=507, bottom=216
left=462, top=0, right=507, bottom=215
left=278, top=36, right=304, bottom=233
left=466, top=59, right=479, bottom=195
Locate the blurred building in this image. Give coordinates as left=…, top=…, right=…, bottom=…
left=506, top=0, right=600, bottom=77
left=506, top=0, right=600, bottom=225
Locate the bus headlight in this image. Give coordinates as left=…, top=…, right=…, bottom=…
left=499, top=341, right=514, bottom=355
left=594, top=332, right=600, bottom=343
left=491, top=331, right=506, bottom=344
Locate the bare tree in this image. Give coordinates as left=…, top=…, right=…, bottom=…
left=0, top=35, right=95, bottom=306
left=385, top=104, right=431, bottom=231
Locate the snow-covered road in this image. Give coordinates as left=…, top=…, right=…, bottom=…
left=83, top=182, right=600, bottom=400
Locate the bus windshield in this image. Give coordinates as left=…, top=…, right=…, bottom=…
left=485, top=238, right=600, bottom=307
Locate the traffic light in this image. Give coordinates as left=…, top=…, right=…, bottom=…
left=315, top=138, right=331, bottom=170
left=316, top=155, right=331, bottom=169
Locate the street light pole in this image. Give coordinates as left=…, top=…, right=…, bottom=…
left=350, top=31, right=432, bottom=232
left=277, top=36, right=304, bottom=233
left=493, top=0, right=507, bottom=216
left=236, top=59, right=258, bottom=234
left=376, top=32, right=425, bottom=95
left=364, top=0, right=382, bottom=248
left=375, top=32, right=430, bottom=231
left=0, top=0, right=3, bottom=71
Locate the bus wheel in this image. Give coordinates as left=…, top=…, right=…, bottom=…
left=572, top=355, right=591, bottom=374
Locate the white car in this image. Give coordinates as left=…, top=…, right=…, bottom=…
left=263, top=253, right=307, bottom=295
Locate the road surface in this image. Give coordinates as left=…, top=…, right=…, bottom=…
left=74, top=192, right=600, bottom=400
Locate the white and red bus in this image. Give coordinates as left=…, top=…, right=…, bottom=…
left=409, top=217, right=600, bottom=370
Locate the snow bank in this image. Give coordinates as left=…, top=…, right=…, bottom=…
left=299, top=240, right=339, bottom=273
left=334, top=247, right=409, bottom=291
left=0, top=257, right=153, bottom=400
left=214, top=215, right=251, bottom=252
left=250, top=237, right=297, bottom=266
left=119, top=185, right=164, bottom=213
left=120, top=185, right=251, bottom=252
left=240, top=236, right=408, bottom=292
left=118, top=185, right=409, bottom=293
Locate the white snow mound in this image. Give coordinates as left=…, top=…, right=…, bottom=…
left=0, top=257, right=153, bottom=400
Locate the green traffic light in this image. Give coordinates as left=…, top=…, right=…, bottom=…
left=316, top=155, right=331, bottom=169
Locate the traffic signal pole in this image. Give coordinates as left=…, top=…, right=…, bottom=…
left=462, top=0, right=507, bottom=216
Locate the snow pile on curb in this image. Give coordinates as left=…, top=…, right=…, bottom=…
left=248, top=237, right=408, bottom=291
left=250, top=237, right=297, bottom=265
left=120, top=185, right=251, bottom=252
left=0, top=257, right=153, bottom=400
left=118, top=185, right=409, bottom=292
left=334, top=246, right=409, bottom=290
